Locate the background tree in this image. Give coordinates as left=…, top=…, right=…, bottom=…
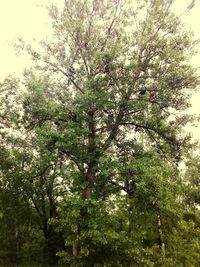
left=0, top=75, right=66, bottom=265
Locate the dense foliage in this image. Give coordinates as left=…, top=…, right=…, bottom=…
left=0, top=0, right=200, bottom=266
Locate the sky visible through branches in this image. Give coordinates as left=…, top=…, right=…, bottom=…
left=0, top=0, right=199, bottom=139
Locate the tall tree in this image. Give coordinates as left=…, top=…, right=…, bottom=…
left=20, top=0, right=199, bottom=263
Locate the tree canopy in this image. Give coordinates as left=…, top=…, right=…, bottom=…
left=0, top=0, right=200, bottom=266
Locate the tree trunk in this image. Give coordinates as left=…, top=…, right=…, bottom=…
left=43, top=226, right=65, bottom=265
left=72, top=241, right=80, bottom=257
left=128, top=203, right=133, bottom=238
left=72, top=110, right=96, bottom=257
left=72, top=170, right=94, bottom=257
left=156, top=213, right=166, bottom=257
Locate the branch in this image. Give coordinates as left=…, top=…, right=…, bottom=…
left=102, top=69, right=141, bottom=150
left=60, top=149, right=84, bottom=174
left=102, top=109, right=124, bottom=150
left=43, top=60, right=85, bottom=94
left=107, top=179, right=126, bottom=192
left=120, top=121, right=177, bottom=144
left=100, top=1, right=120, bottom=52
left=30, top=163, right=52, bottom=181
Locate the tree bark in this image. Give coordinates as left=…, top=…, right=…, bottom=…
left=156, top=213, right=166, bottom=257
left=43, top=226, right=65, bottom=265
left=72, top=240, right=80, bottom=257
left=72, top=110, right=96, bottom=257
left=72, top=171, right=94, bottom=257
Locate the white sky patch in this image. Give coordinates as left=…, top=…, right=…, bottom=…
left=0, top=0, right=51, bottom=78
left=0, top=0, right=199, bottom=140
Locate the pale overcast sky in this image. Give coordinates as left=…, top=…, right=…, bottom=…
left=0, top=0, right=199, bottom=139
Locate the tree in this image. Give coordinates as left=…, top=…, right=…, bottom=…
left=16, top=0, right=199, bottom=264
left=0, top=146, right=39, bottom=264
left=183, top=155, right=200, bottom=227
left=16, top=150, right=66, bottom=265
left=0, top=133, right=68, bottom=265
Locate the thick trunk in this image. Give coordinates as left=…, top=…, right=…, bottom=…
left=81, top=172, right=93, bottom=200
left=72, top=110, right=96, bottom=257
left=43, top=226, right=65, bottom=265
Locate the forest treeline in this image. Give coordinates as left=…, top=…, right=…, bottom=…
left=0, top=0, right=200, bottom=266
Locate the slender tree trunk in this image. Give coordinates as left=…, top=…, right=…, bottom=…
left=156, top=213, right=166, bottom=257
left=128, top=200, right=133, bottom=237
left=15, top=228, right=19, bottom=253
left=72, top=241, right=80, bottom=257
